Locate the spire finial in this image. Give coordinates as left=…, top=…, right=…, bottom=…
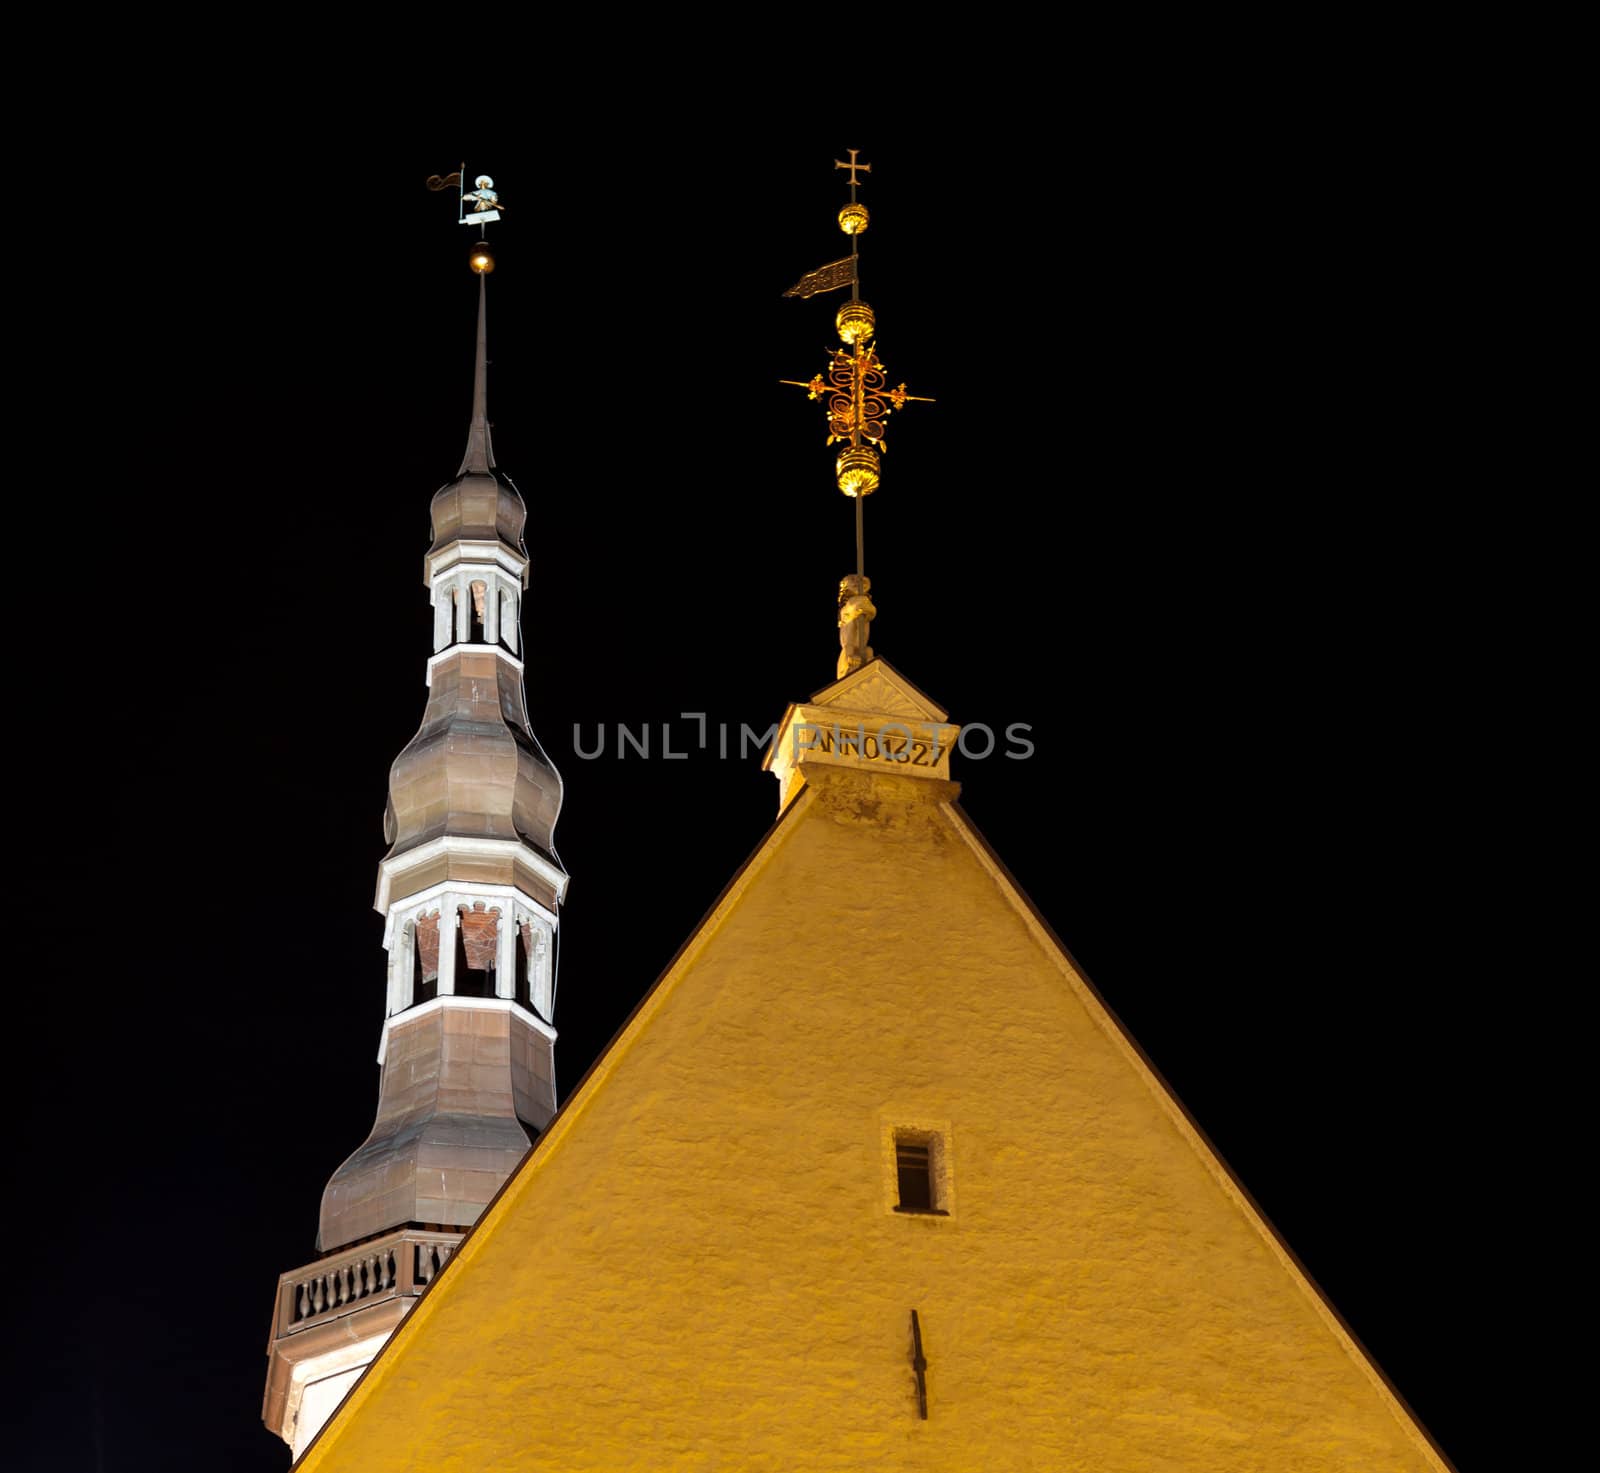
left=428, top=163, right=504, bottom=476
left=779, top=153, right=935, bottom=677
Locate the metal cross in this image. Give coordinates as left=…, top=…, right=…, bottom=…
left=910, top=1310, right=929, bottom=1420
left=834, top=149, right=872, bottom=188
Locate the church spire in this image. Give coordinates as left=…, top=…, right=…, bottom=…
left=782, top=151, right=934, bottom=679
left=457, top=271, right=496, bottom=475
left=264, top=166, right=569, bottom=1461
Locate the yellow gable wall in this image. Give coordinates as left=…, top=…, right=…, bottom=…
left=301, top=767, right=1446, bottom=1473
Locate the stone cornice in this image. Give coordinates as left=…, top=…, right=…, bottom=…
left=376, top=835, right=569, bottom=915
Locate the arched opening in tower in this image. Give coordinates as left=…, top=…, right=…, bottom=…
left=455, top=903, right=499, bottom=999
left=413, top=914, right=440, bottom=1006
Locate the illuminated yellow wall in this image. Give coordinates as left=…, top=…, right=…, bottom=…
left=300, top=763, right=1445, bottom=1471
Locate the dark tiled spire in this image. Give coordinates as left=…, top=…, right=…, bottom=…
left=457, top=271, right=495, bottom=476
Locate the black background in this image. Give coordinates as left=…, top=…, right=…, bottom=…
left=16, top=93, right=1514, bottom=1470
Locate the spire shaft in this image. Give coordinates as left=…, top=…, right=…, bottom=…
left=458, top=272, right=496, bottom=475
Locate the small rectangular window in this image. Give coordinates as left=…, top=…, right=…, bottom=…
left=895, top=1135, right=942, bottom=1214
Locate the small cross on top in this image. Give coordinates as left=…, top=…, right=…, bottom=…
left=834, top=149, right=872, bottom=188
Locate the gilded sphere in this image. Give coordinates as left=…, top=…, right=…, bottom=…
left=835, top=299, right=876, bottom=345
left=836, top=445, right=881, bottom=498
left=838, top=202, right=870, bottom=236
left=469, top=242, right=495, bottom=274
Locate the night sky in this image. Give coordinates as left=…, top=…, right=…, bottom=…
left=22, top=113, right=1503, bottom=1470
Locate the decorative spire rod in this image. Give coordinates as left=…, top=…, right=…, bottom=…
left=458, top=272, right=495, bottom=475
left=780, top=152, right=935, bottom=679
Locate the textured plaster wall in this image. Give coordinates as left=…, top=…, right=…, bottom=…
left=301, top=766, right=1444, bottom=1472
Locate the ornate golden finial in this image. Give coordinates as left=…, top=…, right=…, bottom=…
left=779, top=156, right=933, bottom=499
left=781, top=152, right=934, bottom=675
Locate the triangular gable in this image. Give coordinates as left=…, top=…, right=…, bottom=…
left=297, top=777, right=1453, bottom=1473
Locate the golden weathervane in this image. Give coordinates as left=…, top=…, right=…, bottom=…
left=782, top=152, right=934, bottom=678
left=782, top=152, right=934, bottom=503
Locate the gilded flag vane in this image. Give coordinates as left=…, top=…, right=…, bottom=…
left=780, top=152, right=934, bottom=678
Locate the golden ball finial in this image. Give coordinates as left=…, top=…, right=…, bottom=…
left=835, top=299, right=875, bottom=346
left=836, top=445, right=880, bottom=498
left=469, top=242, right=495, bottom=274
left=838, top=201, right=870, bottom=236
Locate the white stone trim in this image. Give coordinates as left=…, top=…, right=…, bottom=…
left=424, top=642, right=525, bottom=687
left=376, top=994, right=558, bottom=1064
left=286, top=1328, right=396, bottom=1459
left=381, top=881, right=560, bottom=945
left=386, top=917, right=415, bottom=1016
left=376, top=836, right=568, bottom=916
left=426, top=540, right=528, bottom=587
left=495, top=903, right=517, bottom=999
left=437, top=900, right=458, bottom=995
left=500, top=585, right=519, bottom=654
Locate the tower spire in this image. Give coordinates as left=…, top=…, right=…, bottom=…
left=264, top=166, right=567, bottom=1462
left=457, top=271, right=496, bottom=475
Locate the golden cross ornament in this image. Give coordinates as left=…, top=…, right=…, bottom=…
left=834, top=149, right=872, bottom=188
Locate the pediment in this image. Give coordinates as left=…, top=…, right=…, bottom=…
left=808, top=659, right=947, bottom=722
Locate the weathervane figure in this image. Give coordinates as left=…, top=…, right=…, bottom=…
left=462, top=176, right=503, bottom=221
left=428, top=164, right=504, bottom=271
left=427, top=165, right=504, bottom=229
